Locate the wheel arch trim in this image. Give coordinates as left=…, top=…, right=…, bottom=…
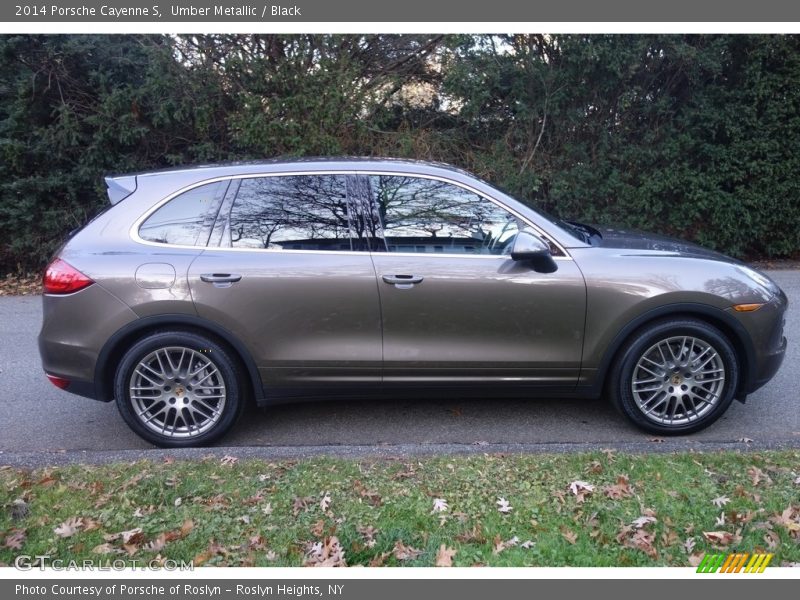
left=93, top=314, right=263, bottom=403
left=591, top=302, right=756, bottom=398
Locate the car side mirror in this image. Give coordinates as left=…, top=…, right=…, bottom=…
left=511, top=230, right=558, bottom=273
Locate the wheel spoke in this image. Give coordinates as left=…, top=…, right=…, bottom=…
left=129, top=345, right=227, bottom=440
left=631, top=335, right=725, bottom=427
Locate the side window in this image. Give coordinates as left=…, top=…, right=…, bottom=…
left=365, top=176, right=521, bottom=255
left=226, top=175, right=358, bottom=251
left=139, top=181, right=228, bottom=246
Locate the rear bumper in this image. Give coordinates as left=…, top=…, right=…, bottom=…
left=38, top=284, right=138, bottom=401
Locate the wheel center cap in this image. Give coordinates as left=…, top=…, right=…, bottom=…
left=670, top=374, right=683, bottom=385
left=174, top=386, right=185, bottom=397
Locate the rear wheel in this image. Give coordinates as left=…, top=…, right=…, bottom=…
left=114, top=331, right=244, bottom=447
left=610, top=318, right=739, bottom=435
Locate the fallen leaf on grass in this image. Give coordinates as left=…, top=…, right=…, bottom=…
left=627, top=529, right=658, bottom=559
left=143, top=534, right=166, bottom=553
left=220, top=455, right=238, bottom=466
left=304, top=536, right=347, bottom=567
left=683, top=537, right=696, bottom=554
left=712, top=495, right=731, bottom=508
left=763, top=529, right=781, bottom=550
left=91, top=543, right=118, bottom=555
left=568, top=481, right=594, bottom=503
left=715, top=513, right=726, bottom=527
left=320, top=492, right=332, bottom=512
left=310, top=520, right=326, bottom=538
left=292, top=496, right=314, bottom=517
left=747, top=466, right=772, bottom=487
left=492, top=535, right=520, bottom=554
left=496, top=497, right=513, bottom=513
left=456, top=524, right=485, bottom=544
left=392, top=540, right=423, bottom=561
left=688, top=552, right=706, bottom=567
left=631, top=515, right=657, bottom=529
left=54, top=517, right=84, bottom=538
left=431, top=498, right=449, bottom=513
left=353, top=480, right=382, bottom=506
left=702, top=530, right=742, bottom=549
left=357, top=525, right=378, bottom=548
left=4, top=529, right=26, bottom=550
left=435, top=544, right=456, bottom=567
left=603, top=475, right=632, bottom=499
left=561, top=527, right=578, bottom=544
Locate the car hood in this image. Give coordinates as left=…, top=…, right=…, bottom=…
left=591, top=225, right=741, bottom=264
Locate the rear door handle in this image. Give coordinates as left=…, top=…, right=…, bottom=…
left=200, top=273, right=242, bottom=286
left=382, top=274, right=424, bottom=289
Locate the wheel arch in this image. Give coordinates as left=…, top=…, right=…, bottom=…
left=93, top=314, right=263, bottom=404
left=593, top=303, right=755, bottom=400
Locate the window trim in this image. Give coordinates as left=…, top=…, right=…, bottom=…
left=137, top=179, right=230, bottom=248
left=129, top=170, right=572, bottom=260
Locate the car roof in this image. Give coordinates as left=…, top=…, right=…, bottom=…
left=110, top=157, right=477, bottom=181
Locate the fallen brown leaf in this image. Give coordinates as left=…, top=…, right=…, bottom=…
left=54, top=517, right=84, bottom=538
left=392, top=540, right=423, bottom=561
left=435, top=544, right=456, bottom=567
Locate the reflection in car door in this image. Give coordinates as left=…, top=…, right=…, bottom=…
left=358, top=174, right=587, bottom=389
left=188, top=173, right=382, bottom=393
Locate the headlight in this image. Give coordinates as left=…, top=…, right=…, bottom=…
left=737, top=265, right=780, bottom=297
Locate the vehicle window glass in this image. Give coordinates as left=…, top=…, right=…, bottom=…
left=227, top=175, right=358, bottom=251
left=365, top=175, right=521, bottom=255
left=139, top=181, right=228, bottom=246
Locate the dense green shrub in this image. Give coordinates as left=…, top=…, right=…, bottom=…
left=1, top=34, right=798, bottom=274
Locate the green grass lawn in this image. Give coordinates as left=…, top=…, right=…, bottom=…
left=1, top=450, right=798, bottom=567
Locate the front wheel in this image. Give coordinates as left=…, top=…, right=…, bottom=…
left=610, top=318, right=739, bottom=435
left=114, top=331, right=245, bottom=447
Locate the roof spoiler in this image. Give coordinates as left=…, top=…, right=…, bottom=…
left=104, top=175, right=137, bottom=205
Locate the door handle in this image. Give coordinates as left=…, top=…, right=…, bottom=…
left=200, top=273, right=242, bottom=285
left=382, top=274, right=424, bottom=289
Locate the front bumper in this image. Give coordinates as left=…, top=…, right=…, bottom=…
left=746, top=334, right=787, bottom=394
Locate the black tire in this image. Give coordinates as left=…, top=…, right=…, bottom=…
left=114, top=330, right=246, bottom=447
left=609, top=318, right=739, bottom=435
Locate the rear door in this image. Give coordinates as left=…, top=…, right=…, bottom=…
left=359, top=174, right=587, bottom=388
left=188, top=173, right=382, bottom=394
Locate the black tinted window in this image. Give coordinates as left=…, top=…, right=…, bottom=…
left=139, top=181, right=228, bottom=246
left=365, top=176, right=521, bottom=255
left=227, top=175, right=356, bottom=251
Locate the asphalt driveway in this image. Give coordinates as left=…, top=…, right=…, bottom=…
left=1, top=270, right=798, bottom=463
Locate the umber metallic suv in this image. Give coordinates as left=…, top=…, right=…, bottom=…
left=38, top=159, right=787, bottom=447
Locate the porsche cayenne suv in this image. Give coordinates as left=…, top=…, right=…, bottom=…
left=38, top=158, right=787, bottom=447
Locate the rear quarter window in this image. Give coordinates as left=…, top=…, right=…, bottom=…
left=139, top=180, right=229, bottom=246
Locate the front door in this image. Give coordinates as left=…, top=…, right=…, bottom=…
left=360, top=174, right=586, bottom=387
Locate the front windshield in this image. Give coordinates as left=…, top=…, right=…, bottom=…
left=474, top=175, right=592, bottom=244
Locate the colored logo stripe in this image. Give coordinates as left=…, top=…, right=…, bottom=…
left=696, top=553, right=773, bottom=573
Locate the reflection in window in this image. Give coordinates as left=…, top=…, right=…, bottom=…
left=365, top=176, right=521, bottom=255
left=228, top=175, right=354, bottom=251
left=139, top=181, right=228, bottom=246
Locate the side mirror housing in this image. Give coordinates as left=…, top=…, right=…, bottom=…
left=511, top=229, right=558, bottom=273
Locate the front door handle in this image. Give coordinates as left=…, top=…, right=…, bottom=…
left=382, top=274, right=424, bottom=289
left=200, top=273, right=242, bottom=286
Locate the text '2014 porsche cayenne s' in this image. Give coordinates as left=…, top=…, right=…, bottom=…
left=38, top=159, right=787, bottom=447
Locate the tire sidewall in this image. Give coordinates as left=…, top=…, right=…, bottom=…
left=612, top=319, right=739, bottom=435
left=114, top=331, right=243, bottom=448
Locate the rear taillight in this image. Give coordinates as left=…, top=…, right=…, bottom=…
left=46, top=374, right=70, bottom=389
left=42, top=258, right=94, bottom=294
